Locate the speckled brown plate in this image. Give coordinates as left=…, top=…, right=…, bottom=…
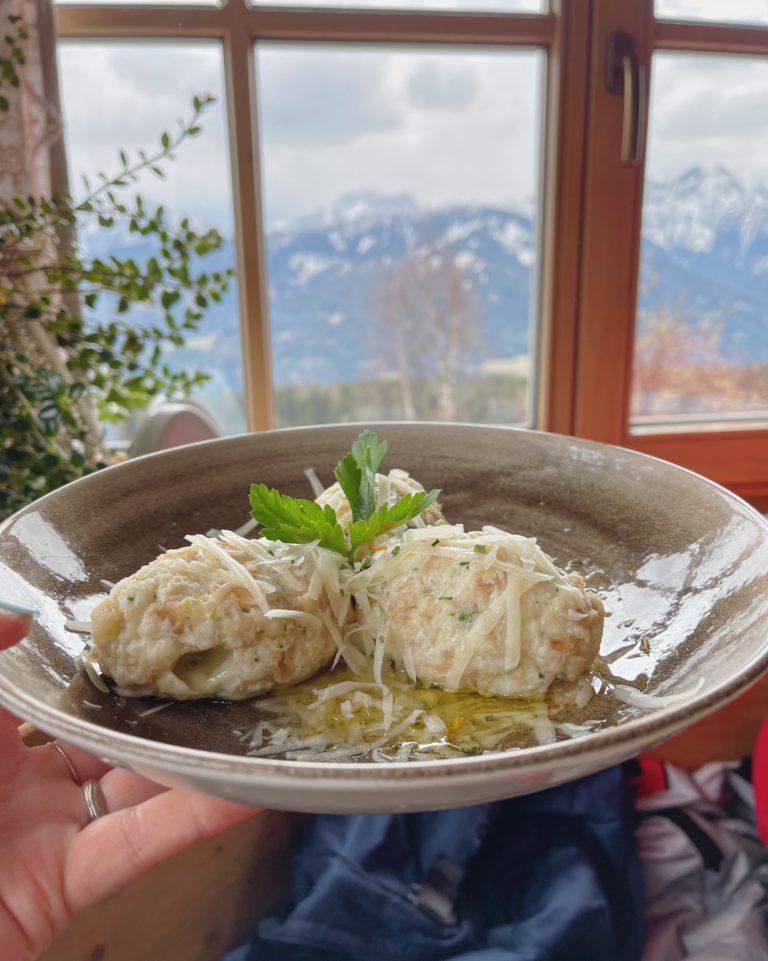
left=1, top=423, right=767, bottom=813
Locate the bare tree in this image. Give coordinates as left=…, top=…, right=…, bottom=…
left=371, top=251, right=483, bottom=421
left=632, top=309, right=768, bottom=416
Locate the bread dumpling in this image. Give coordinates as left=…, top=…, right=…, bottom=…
left=347, top=525, right=603, bottom=702
left=89, top=534, right=347, bottom=700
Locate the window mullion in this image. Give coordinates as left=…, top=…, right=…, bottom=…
left=572, top=0, right=653, bottom=444
left=222, top=21, right=274, bottom=430
left=537, top=0, right=592, bottom=434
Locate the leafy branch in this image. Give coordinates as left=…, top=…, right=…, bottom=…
left=0, top=14, right=234, bottom=519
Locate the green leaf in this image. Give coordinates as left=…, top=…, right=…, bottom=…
left=349, top=430, right=388, bottom=521
left=351, top=430, right=388, bottom=475
left=333, top=453, right=363, bottom=522
left=249, top=484, right=346, bottom=557
left=348, top=489, right=441, bottom=556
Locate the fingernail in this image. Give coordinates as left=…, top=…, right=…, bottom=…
left=0, top=597, right=40, bottom=619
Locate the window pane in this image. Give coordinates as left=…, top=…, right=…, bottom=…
left=256, top=44, right=544, bottom=427
left=655, top=0, right=768, bottom=26
left=631, top=53, right=768, bottom=426
left=58, top=42, right=244, bottom=439
left=250, top=0, right=544, bottom=11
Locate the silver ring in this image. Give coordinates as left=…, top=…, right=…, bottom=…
left=83, top=779, right=109, bottom=822
left=50, top=742, right=80, bottom=784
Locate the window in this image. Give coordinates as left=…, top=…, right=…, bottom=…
left=632, top=52, right=768, bottom=427
left=256, top=43, right=544, bottom=426
left=53, top=0, right=768, bottom=503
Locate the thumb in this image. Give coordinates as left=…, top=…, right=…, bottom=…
left=0, top=610, right=33, bottom=650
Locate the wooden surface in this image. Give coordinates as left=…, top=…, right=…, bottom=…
left=39, top=811, right=296, bottom=961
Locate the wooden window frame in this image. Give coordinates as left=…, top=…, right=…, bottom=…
left=575, top=0, right=768, bottom=504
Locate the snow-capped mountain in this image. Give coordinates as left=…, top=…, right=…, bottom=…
left=83, top=165, right=768, bottom=415
left=642, top=166, right=768, bottom=256
left=266, top=199, right=535, bottom=386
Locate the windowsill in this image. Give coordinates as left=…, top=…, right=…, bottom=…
left=629, top=412, right=768, bottom=437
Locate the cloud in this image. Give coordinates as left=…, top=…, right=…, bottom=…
left=257, top=47, right=543, bottom=226
left=58, top=41, right=233, bottom=229
left=57, top=41, right=544, bottom=232
left=406, top=61, right=478, bottom=111
left=647, top=52, right=768, bottom=186
left=257, top=46, right=404, bottom=147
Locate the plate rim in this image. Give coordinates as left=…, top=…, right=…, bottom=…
left=2, top=421, right=768, bottom=782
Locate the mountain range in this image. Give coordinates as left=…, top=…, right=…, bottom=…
left=84, top=165, right=768, bottom=428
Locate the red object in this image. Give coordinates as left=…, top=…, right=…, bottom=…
left=753, top=715, right=768, bottom=846
left=631, top=755, right=668, bottom=799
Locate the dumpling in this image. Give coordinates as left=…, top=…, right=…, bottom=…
left=89, top=534, right=346, bottom=700
left=347, top=525, right=603, bottom=702
left=316, top=467, right=444, bottom=529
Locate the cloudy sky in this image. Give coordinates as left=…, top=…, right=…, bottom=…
left=57, top=2, right=768, bottom=236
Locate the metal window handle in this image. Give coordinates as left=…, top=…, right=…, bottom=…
left=605, top=32, right=646, bottom=166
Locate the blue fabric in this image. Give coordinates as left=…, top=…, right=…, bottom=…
left=229, top=766, right=644, bottom=961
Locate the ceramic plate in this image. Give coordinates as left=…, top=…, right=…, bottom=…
left=1, top=423, right=767, bottom=813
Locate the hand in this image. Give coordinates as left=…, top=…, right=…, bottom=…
left=0, top=611, right=256, bottom=961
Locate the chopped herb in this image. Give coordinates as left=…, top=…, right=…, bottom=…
left=458, top=741, right=483, bottom=756
left=457, top=611, right=477, bottom=623
left=391, top=546, right=401, bottom=556
left=127, top=596, right=135, bottom=603
left=438, top=596, right=453, bottom=601
left=459, top=560, right=470, bottom=568
left=473, top=544, right=487, bottom=554
left=485, top=714, right=495, bottom=722
left=431, top=538, right=440, bottom=547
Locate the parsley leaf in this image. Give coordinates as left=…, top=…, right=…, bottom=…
left=348, top=490, right=440, bottom=556
left=350, top=430, right=388, bottom=521
left=334, top=452, right=364, bottom=522
left=249, top=484, right=346, bottom=556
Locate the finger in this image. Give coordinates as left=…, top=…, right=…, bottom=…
left=0, top=611, right=33, bottom=650
left=65, top=789, right=257, bottom=914
left=99, top=767, right=167, bottom=811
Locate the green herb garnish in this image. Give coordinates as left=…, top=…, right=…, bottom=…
left=249, top=430, right=440, bottom=563
left=458, top=741, right=483, bottom=756
left=473, top=544, right=487, bottom=554
left=457, top=611, right=477, bottom=623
